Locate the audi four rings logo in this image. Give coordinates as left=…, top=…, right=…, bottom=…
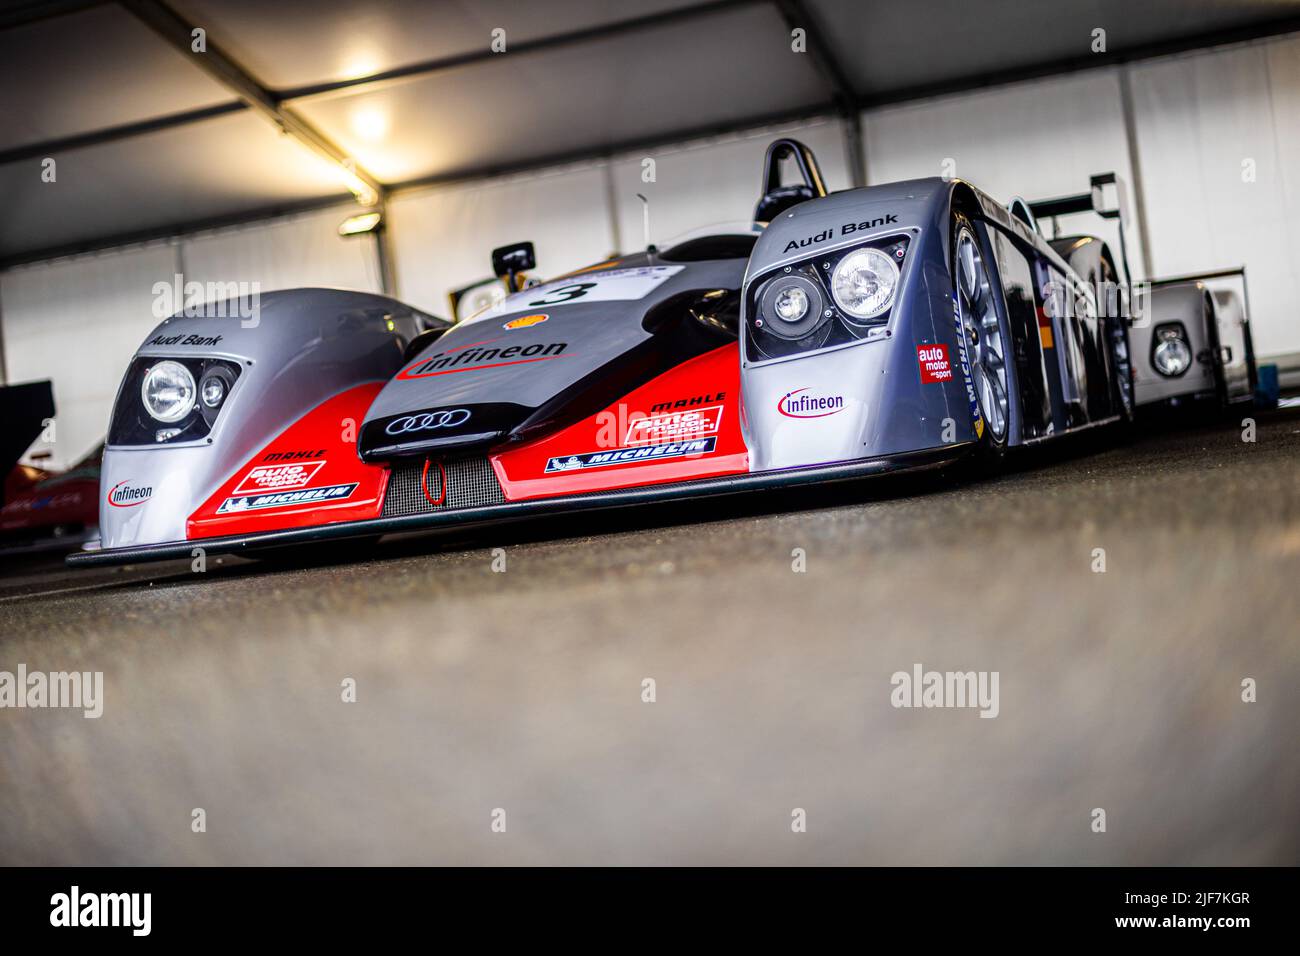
left=384, top=409, right=472, bottom=435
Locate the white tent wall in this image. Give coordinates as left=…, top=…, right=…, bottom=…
left=1128, top=33, right=1300, bottom=359
left=606, top=119, right=852, bottom=251
left=179, top=204, right=384, bottom=298
left=0, top=205, right=384, bottom=469
left=387, top=164, right=615, bottom=319
left=860, top=69, right=1148, bottom=279
left=1, top=243, right=177, bottom=469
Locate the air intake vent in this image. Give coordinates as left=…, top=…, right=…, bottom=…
left=381, top=456, right=506, bottom=517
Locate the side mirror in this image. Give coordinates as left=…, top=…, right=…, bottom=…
left=491, top=241, right=535, bottom=293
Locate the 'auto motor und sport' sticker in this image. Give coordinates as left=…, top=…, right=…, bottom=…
left=233, top=461, right=325, bottom=494
left=625, top=405, right=723, bottom=445
left=917, top=344, right=953, bottom=383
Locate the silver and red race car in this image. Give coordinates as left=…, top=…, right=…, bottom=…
left=70, top=139, right=1134, bottom=568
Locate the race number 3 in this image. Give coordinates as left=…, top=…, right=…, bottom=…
left=529, top=282, right=596, bottom=306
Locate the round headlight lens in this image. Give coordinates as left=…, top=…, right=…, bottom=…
left=831, top=247, right=899, bottom=321
left=201, top=374, right=226, bottom=408
left=1153, top=335, right=1191, bottom=376
left=773, top=285, right=810, bottom=323
left=141, top=360, right=196, bottom=423
left=757, top=274, right=826, bottom=341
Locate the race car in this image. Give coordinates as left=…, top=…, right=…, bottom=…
left=0, top=381, right=101, bottom=555
left=70, top=138, right=1133, bottom=569
left=1129, top=268, right=1257, bottom=410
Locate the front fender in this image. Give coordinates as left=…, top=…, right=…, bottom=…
left=98, top=288, right=423, bottom=550
left=739, top=178, right=984, bottom=470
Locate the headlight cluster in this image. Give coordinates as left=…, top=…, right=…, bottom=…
left=109, top=355, right=243, bottom=446
left=1152, top=324, right=1192, bottom=377
left=747, top=235, right=907, bottom=361
left=757, top=274, right=824, bottom=339
left=830, top=247, right=899, bottom=320
left=140, top=361, right=195, bottom=423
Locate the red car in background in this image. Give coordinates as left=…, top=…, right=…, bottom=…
left=0, top=381, right=100, bottom=554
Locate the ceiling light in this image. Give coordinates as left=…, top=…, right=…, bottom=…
left=338, top=211, right=382, bottom=237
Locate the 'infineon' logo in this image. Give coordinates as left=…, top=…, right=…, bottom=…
left=398, top=341, right=567, bottom=379
left=106, top=480, right=152, bottom=508
left=776, top=389, right=845, bottom=418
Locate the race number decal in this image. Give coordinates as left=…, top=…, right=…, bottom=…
left=474, top=266, right=683, bottom=321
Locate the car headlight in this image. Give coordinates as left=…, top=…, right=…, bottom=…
left=831, top=246, right=898, bottom=321
left=757, top=274, right=825, bottom=340
left=1153, top=326, right=1192, bottom=377
left=141, top=360, right=196, bottom=422
left=773, top=285, right=810, bottom=323
left=199, top=365, right=235, bottom=409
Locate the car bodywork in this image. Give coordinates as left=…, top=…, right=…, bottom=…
left=72, top=140, right=1131, bottom=568
left=1130, top=268, right=1256, bottom=408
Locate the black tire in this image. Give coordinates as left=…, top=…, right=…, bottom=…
left=951, top=211, right=1011, bottom=468
left=1101, top=256, right=1134, bottom=425
left=1242, top=318, right=1259, bottom=403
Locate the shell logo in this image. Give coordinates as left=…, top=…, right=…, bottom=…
left=503, top=313, right=548, bottom=330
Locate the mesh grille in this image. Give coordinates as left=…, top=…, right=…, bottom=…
left=381, top=456, right=506, bottom=517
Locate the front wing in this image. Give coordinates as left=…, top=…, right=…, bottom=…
left=66, top=445, right=971, bottom=568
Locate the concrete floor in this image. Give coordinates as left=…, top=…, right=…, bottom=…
left=1, top=407, right=1297, bottom=865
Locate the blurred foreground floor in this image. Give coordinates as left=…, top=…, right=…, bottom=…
left=1, top=407, right=1298, bottom=864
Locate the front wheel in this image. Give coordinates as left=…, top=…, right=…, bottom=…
left=1108, top=315, right=1135, bottom=425
left=951, top=212, right=1011, bottom=466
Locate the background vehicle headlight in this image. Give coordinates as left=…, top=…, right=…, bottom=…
left=831, top=247, right=898, bottom=321
left=140, top=360, right=196, bottom=422
left=1153, top=327, right=1192, bottom=377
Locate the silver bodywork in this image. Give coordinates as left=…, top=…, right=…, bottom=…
left=1211, top=288, right=1253, bottom=401
left=1131, top=282, right=1218, bottom=406
left=742, top=181, right=938, bottom=470
left=740, top=177, right=1125, bottom=470
left=99, top=289, right=426, bottom=550
left=1131, top=275, right=1254, bottom=407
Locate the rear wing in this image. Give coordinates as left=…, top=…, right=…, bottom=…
left=1147, top=266, right=1252, bottom=328
left=1029, top=172, right=1135, bottom=305
left=1148, top=266, right=1247, bottom=291
left=1149, top=263, right=1254, bottom=351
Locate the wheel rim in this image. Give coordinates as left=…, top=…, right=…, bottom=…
left=1111, top=321, right=1133, bottom=415
left=955, top=228, right=1008, bottom=441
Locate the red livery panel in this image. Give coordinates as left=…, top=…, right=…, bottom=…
left=491, top=344, right=747, bottom=500
left=187, top=383, right=390, bottom=539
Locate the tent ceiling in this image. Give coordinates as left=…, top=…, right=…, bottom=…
left=2, top=0, right=1297, bottom=265
left=820, top=0, right=1300, bottom=98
